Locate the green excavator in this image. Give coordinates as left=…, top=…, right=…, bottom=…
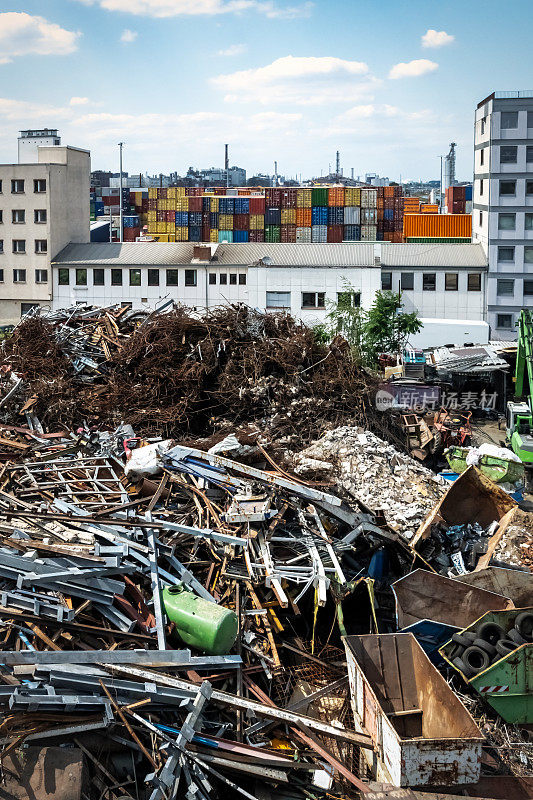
left=507, top=309, right=533, bottom=465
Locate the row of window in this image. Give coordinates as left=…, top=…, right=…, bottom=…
left=0, top=269, right=48, bottom=283
left=266, top=291, right=360, bottom=310
left=500, top=111, right=533, bottom=130
left=498, top=179, right=533, bottom=197
left=494, top=277, right=533, bottom=296
left=59, top=267, right=248, bottom=287
left=497, top=245, right=533, bottom=263
left=0, top=239, right=47, bottom=254
left=0, top=210, right=47, bottom=224
left=381, top=272, right=482, bottom=292
left=497, top=212, right=533, bottom=230
left=498, top=145, right=533, bottom=164
left=0, top=180, right=46, bottom=194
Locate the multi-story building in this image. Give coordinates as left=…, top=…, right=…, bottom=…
left=0, top=142, right=90, bottom=323
left=472, top=90, right=533, bottom=338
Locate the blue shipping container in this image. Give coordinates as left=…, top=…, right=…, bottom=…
left=219, top=198, right=235, bottom=214
left=175, top=211, right=189, bottom=227
left=327, top=207, right=344, bottom=226
left=265, top=207, right=281, bottom=225
left=95, top=201, right=105, bottom=214
left=311, top=207, right=328, bottom=226
left=202, top=197, right=211, bottom=212
left=234, top=230, right=249, bottom=243
left=383, top=209, right=394, bottom=221
left=210, top=212, right=219, bottom=228
left=234, top=198, right=249, bottom=214
left=218, top=230, right=233, bottom=243
left=465, top=185, right=473, bottom=201
left=343, top=224, right=360, bottom=241
left=189, top=212, right=202, bottom=227
left=189, top=225, right=202, bottom=242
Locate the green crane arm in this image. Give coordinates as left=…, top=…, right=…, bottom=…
left=515, top=309, right=533, bottom=402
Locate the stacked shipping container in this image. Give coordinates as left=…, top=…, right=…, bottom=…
left=403, top=213, right=472, bottom=243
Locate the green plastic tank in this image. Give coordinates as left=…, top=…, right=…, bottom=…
left=161, top=584, right=238, bottom=655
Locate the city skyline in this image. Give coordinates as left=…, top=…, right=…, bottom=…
left=1, top=0, right=532, bottom=180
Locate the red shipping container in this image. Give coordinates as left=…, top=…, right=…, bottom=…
left=249, top=230, right=265, bottom=242
left=281, top=189, right=297, bottom=209
left=123, top=227, right=140, bottom=241
left=265, top=188, right=282, bottom=207
left=234, top=213, right=249, bottom=230
left=280, top=224, right=296, bottom=243
left=327, top=225, right=343, bottom=243
left=249, top=197, right=265, bottom=214
left=202, top=225, right=210, bottom=242
left=188, top=196, right=202, bottom=213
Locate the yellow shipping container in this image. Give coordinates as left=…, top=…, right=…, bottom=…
left=175, top=187, right=186, bottom=198
left=249, top=214, right=264, bottom=230
left=296, top=188, right=312, bottom=208
left=168, top=233, right=176, bottom=242
left=147, top=211, right=157, bottom=222
left=345, top=188, right=361, bottom=206
left=168, top=187, right=177, bottom=199
left=210, top=229, right=219, bottom=242
left=219, top=214, right=234, bottom=229
left=210, top=198, right=219, bottom=212
left=148, top=188, right=158, bottom=199
left=176, top=226, right=188, bottom=241
left=156, top=233, right=169, bottom=242
left=176, top=198, right=189, bottom=212
left=281, top=209, right=296, bottom=225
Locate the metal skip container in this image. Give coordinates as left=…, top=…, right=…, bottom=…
left=162, top=584, right=238, bottom=655
left=344, top=633, right=484, bottom=787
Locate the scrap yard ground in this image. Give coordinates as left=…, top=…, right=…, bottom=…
left=0, top=303, right=530, bottom=800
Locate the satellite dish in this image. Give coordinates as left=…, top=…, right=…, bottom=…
left=261, top=256, right=272, bottom=266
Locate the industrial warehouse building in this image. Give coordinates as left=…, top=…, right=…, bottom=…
left=52, top=241, right=488, bottom=347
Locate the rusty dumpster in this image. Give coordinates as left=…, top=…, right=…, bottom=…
left=344, top=633, right=484, bottom=787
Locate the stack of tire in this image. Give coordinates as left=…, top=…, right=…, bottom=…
left=450, top=611, right=533, bottom=679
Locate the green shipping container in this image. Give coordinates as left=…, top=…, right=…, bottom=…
left=312, top=187, right=328, bottom=207
left=265, top=224, right=281, bottom=243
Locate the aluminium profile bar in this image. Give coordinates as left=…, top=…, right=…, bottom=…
left=5, top=649, right=242, bottom=668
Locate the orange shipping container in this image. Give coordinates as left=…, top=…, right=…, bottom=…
left=403, top=214, right=472, bottom=239
left=421, top=204, right=439, bottom=214
left=296, top=207, right=312, bottom=227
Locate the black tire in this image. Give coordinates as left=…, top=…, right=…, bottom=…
left=508, top=627, right=527, bottom=645
left=452, top=656, right=475, bottom=679
left=515, top=612, right=533, bottom=642
left=451, top=631, right=477, bottom=647
left=477, top=622, right=506, bottom=646
left=472, top=638, right=497, bottom=657
left=462, top=645, right=491, bottom=674
left=495, top=638, right=517, bottom=657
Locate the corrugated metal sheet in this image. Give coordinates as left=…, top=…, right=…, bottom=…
left=381, top=243, right=487, bottom=268
left=403, top=214, right=472, bottom=238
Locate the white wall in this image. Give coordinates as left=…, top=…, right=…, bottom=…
left=383, top=269, right=485, bottom=321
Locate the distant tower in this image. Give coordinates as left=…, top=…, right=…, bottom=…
left=336, top=150, right=341, bottom=181
left=274, top=161, right=278, bottom=186
left=18, top=128, right=61, bottom=163
left=224, top=143, right=229, bottom=187
left=444, top=142, right=457, bottom=192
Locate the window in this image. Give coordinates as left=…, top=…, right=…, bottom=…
left=445, top=273, right=458, bottom=291
left=423, top=273, right=436, bottom=291
left=302, top=291, right=325, bottom=308
left=229, top=274, right=237, bottom=285
left=35, top=239, right=47, bottom=254
left=111, top=269, right=123, bottom=286
left=501, top=111, right=518, bottom=129
left=13, top=269, right=26, bottom=282
left=468, top=274, right=481, bottom=291
left=184, top=269, right=197, bottom=287
left=480, top=179, right=484, bottom=196
left=497, top=278, right=514, bottom=296
left=526, top=213, right=533, bottom=231
left=497, top=314, right=512, bottom=329
left=219, top=273, right=227, bottom=285
left=266, top=291, right=291, bottom=309
left=129, top=268, right=141, bottom=286
left=524, top=246, right=533, bottom=264
left=93, top=268, right=104, bottom=286
left=524, top=280, right=533, bottom=296
left=498, top=246, right=515, bottom=262
left=500, top=180, right=516, bottom=196
left=401, top=272, right=414, bottom=290
left=12, top=240, right=25, bottom=253
left=528, top=111, right=533, bottom=128
left=239, top=274, right=246, bottom=286
left=479, top=211, right=483, bottom=226
left=500, top=145, right=517, bottom=163
left=498, top=213, right=516, bottom=230
left=35, top=269, right=47, bottom=283
left=480, top=148, right=484, bottom=166
left=381, top=272, right=392, bottom=291
left=481, top=117, right=486, bottom=134
left=58, top=268, right=69, bottom=285
left=21, top=303, right=38, bottom=316
left=0, top=211, right=2, bottom=224
left=527, top=146, right=533, bottom=163
left=0, top=270, right=3, bottom=282
left=34, top=209, right=47, bottom=224
left=148, top=268, right=159, bottom=286
left=209, top=273, right=216, bottom=285
left=0, top=240, right=3, bottom=253
left=76, top=268, right=87, bottom=286
left=166, top=269, right=179, bottom=286
left=0, top=180, right=2, bottom=193
left=11, top=180, right=24, bottom=194
left=12, top=210, right=25, bottom=224
left=337, top=291, right=361, bottom=307
left=527, top=181, right=533, bottom=196
left=33, top=179, right=46, bottom=193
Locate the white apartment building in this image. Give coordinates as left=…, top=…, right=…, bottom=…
left=52, top=242, right=487, bottom=347
left=0, top=141, right=90, bottom=324
left=472, top=90, right=533, bottom=338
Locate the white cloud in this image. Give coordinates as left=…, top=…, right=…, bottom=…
left=120, top=28, right=138, bottom=43
left=421, top=29, right=454, bottom=48
left=218, top=43, right=247, bottom=56
left=0, top=12, right=80, bottom=64
left=70, top=96, right=90, bottom=106
left=72, top=0, right=312, bottom=18
left=389, top=59, right=438, bottom=79
left=212, top=55, right=377, bottom=105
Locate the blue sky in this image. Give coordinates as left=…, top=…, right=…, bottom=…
left=1, top=0, right=531, bottom=181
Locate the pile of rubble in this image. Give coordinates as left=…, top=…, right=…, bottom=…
left=293, top=427, right=446, bottom=538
